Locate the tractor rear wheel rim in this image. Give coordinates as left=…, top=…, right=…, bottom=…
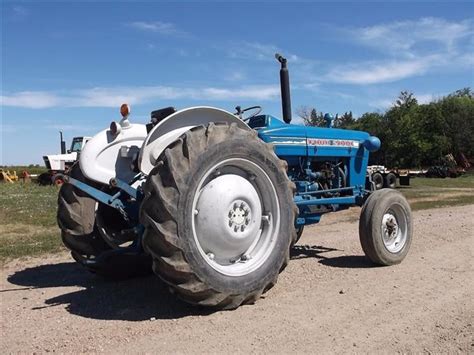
left=192, top=158, right=280, bottom=277
left=381, top=205, right=407, bottom=253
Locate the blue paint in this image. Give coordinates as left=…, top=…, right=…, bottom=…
left=68, top=177, right=126, bottom=211
left=111, top=177, right=139, bottom=199
left=363, top=136, right=381, bottom=152
left=295, top=195, right=356, bottom=206
left=68, top=176, right=141, bottom=223
left=249, top=114, right=379, bottom=227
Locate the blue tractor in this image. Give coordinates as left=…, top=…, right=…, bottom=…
left=57, top=54, right=413, bottom=309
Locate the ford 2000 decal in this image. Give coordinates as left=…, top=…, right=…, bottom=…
left=307, top=138, right=360, bottom=148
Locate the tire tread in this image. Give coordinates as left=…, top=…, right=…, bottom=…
left=141, top=123, right=297, bottom=309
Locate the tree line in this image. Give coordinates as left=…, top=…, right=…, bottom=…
left=297, top=88, right=474, bottom=168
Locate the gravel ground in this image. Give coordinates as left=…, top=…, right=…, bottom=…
left=1, top=205, right=473, bottom=353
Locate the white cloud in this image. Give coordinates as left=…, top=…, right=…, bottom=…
left=227, top=41, right=299, bottom=62
left=1, top=91, right=62, bottom=109
left=322, top=17, right=473, bottom=85
left=128, top=21, right=188, bottom=36
left=326, top=58, right=433, bottom=85
left=1, top=84, right=280, bottom=109
left=416, top=94, right=435, bottom=105
left=353, top=17, right=473, bottom=57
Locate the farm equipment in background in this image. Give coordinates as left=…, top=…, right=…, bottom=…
left=0, top=169, right=35, bottom=184
left=38, top=132, right=91, bottom=185
left=0, top=169, right=19, bottom=183
left=456, top=152, right=471, bottom=170
left=56, top=54, right=413, bottom=310
left=425, top=153, right=470, bottom=178
left=367, top=165, right=410, bottom=189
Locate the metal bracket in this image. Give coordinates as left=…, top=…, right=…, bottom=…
left=109, top=177, right=138, bottom=199
left=65, top=176, right=126, bottom=211
left=295, top=195, right=356, bottom=207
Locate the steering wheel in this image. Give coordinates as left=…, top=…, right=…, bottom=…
left=235, top=106, right=262, bottom=121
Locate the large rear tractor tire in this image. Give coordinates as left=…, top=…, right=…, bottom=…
left=140, top=123, right=298, bottom=310
left=57, top=164, right=111, bottom=257
left=359, top=189, right=413, bottom=265
left=57, top=163, right=151, bottom=278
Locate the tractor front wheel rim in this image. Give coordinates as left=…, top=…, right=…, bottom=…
left=381, top=205, right=407, bottom=253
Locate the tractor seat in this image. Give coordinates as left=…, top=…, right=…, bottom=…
left=147, top=107, right=177, bottom=132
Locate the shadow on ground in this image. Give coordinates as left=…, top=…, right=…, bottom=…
left=291, top=244, right=375, bottom=268
left=6, top=246, right=375, bottom=321
left=6, top=261, right=208, bottom=321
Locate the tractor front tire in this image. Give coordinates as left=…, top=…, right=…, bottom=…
left=359, top=189, right=413, bottom=265
left=141, top=123, right=297, bottom=310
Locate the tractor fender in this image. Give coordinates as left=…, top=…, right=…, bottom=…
left=80, top=123, right=148, bottom=185
left=138, top=106, right=250, bottom=175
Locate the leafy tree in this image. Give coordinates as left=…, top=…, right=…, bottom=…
left=334, top=111, right=355, bottom=128
left=296, top=106, right=325, bottom=127
left=449, top=87, right=473, bottom=99
left=297, top=88, right=473, bottom=168
left=351, top=112, right=387, bottom=164
left=395, top=91, right=418, bottom=109
left=440, top=94, right=474, bottom=158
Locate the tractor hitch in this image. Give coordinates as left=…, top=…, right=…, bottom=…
left=64, top=176, right=141, bottom=222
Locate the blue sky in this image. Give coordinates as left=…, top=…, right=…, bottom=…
left=1, top=1, right=473, bottom=165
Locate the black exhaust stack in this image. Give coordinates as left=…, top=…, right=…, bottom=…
left=60, top=131, right=66, bottom=154
left=275, top=53, right=292, bottom=124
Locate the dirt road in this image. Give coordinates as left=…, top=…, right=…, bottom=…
left=2, top=205, right=473, bottom=353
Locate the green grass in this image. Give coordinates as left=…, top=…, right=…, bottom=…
left=409, top=172, right=474, bottom=189
left=0, top=183, right=59, bottom=226
left=398, top=171, right=474, bottom=210
left=0, top=183, right=63, bottom=264
left=0, top=171, right=473, bottom=263
left=410, top=194, right=474, bottom=211
left=0, top=231, right=63, bottom=262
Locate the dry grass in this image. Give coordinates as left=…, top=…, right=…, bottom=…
left=399, top=172, right=474, bottom=210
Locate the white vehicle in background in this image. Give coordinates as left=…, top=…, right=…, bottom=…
left=39, top=132, right=91, bottom=185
